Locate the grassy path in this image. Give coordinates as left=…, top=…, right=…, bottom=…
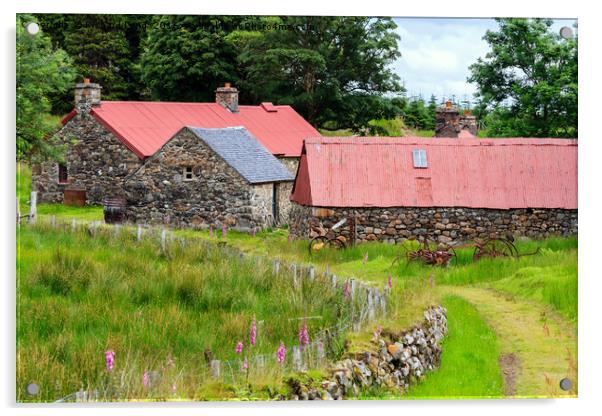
left=443, top=286, right=577, bottom=398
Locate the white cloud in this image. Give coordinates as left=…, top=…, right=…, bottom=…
left=391, top=17, right=577, bottom=103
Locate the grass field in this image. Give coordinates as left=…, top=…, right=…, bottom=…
left=17, top=223, right=365, bottom=402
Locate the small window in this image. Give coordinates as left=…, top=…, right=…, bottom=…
left=412, top=149, right=428, bottom=168
left=183, top=166, right=194, bottom=181
left=58, top=163, right=68, bottom=184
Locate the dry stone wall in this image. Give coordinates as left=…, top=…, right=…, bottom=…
left=290, top=204, right=577, bottom=244
left=287, top=306, right=448, bottom=400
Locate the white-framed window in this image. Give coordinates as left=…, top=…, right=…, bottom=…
left=412, top=149, right=428, bottom=168
left=183, top=166, right=194, bottom=181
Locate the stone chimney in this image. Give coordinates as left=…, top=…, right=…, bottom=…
left=74, top=78, right=102, bottom=113
left=215, top=83, right=239, bottom=113
left=435, top=100, right=461, bottom=138
left=459, top=109, right=478, bottom=136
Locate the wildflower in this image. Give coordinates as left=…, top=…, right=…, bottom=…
left=288, top=233, right=294, bottom=243
left=241, top=358, right=248, bottom=372
left=250, top=317, right=257, bottom=346
left=104, top=350, right=115, bottom=372
left=143, top=370, right=149, bottom=388
left=172, top=383, right=177, bottom=393
left=222, top=224, right=228, bottom=238
left=373, top=325, right=382, bottom=341
left=209, top=224, right=214, bottom=238
left=277, top=342, right=286, bottom=363
left=236, top=341, right=244, bottom=354
left=362, top=252, right=369, bottom=265
left=343, top=281, right=350, bottom=298
left=388, top=273, right=393, bottom=289
left=299, top=321, right=310, bottom=349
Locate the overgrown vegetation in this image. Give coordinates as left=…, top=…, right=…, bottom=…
left=17, top=224, right=363, bottom=402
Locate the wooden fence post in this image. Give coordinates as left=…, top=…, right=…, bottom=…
left=136, top=224, right=142, bottom=242
left=50, top=215, right=56, bottom=228
left=350, top=279, right=357, bottom=299
left=273, top=259, right=280, bottom=274
left=292, top=346, right=302, bottom=371
left=29, top=191, right=37, bottom=224
left=308, top=266, right=315, bottom=281
left=71, top=219, right=76, bottom=232
left=331, top=274, right=337, bottom=288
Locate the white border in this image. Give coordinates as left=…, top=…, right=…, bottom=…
left=3, top=1, right=600, bottom=415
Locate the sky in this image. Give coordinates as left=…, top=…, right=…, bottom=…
left=392, top=17, right=577, bottom=105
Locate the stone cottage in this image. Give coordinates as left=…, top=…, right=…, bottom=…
left=289, top=136, right=578, bottom=244
left=124, top=126, right=293, bottom=229
left=32, top=80, right=319, bottom=225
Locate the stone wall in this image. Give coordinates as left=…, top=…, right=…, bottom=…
left=32, top=112, right=141, bottom=204
left=287, top=306, right=448, bottom=400
left=276, top=157, right=299, bottom=225
left=124, top=129, right=277, bottom=229
left=289, top=204, right=578, bottom=245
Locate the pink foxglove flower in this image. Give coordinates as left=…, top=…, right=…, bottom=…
left=241, top=358, right=248, bottom=372
left=388, top=273, right=393, bottom=289
left=209, top=225, right=214, bottom=238
left=277, top=342, right=286, bottom=363
left=104, top=350, right=115, bottom=372
left=236, top=341, right=244, bottom=354
left=172, top=383, right=177, bottom=393
left=362, top=252, right=369, bottom=265
left=222, top=224, right=228, bottom=238
left=143, top=370, right=149, bottom=388
left=250, top=317, right=257, bottom=346
left=299, top=321, right=310, bottom=349
left=343, top=281, right=350, bottom=298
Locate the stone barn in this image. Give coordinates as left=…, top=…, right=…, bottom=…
left=32, top=80, right=319, bottom=225
left=289, top=136, right=578, bottom=244
left=124, top=126, right=293, bottom=229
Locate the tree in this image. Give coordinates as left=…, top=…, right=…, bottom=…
left=468, top=18, right=577, bottom=137
left=141, top=15, right=245, bottom=103
left=16, top=14, right=76, bottom=160
left=233, top=16, right=405, bottom=133
left=35, top=14, right=152, bottom=113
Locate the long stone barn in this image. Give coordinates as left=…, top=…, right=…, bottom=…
left=289, top=137, right=578, bottom=245
left=32, top=80, right=320, bottom=228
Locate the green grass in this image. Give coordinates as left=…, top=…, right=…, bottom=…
left=403, top=295, right=504, bottom=399
left=198, top=230, right=577, bottom=321
left=17, top=224, right=359, bottom=402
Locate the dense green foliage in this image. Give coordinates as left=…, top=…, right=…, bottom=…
left=469, top=19, right=578, bottom=137
left=16, top=15, right=76, bottom=160
left=35, top=14, right=152, bottom=114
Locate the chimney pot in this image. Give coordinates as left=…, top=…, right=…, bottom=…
left=445, top=100, right=453, bottom=108
left=83, top=77, right=90, bottom=84
left=224, top=82, right=231, bottom=88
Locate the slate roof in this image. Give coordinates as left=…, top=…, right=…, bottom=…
left=188, top=126, right=294, bottom=184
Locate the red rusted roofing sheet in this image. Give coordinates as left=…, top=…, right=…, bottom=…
left=290, top=136, right=578, bottom=209
left=84, top=101, right=319, bottom=158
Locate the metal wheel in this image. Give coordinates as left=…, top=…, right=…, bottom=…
left=473, top=238, right=518, bottom=261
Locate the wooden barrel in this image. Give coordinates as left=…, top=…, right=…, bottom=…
left=103, top=197, right=127, bottom=224
left=64, top=188, right=86, bottom=206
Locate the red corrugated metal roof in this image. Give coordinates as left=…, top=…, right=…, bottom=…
left=290, top=136, right=578, bottom=209
left=77, top=101, right=319, bottom=158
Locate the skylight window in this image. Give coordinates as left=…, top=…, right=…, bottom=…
left=412, top=149, right=428, bottom=168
